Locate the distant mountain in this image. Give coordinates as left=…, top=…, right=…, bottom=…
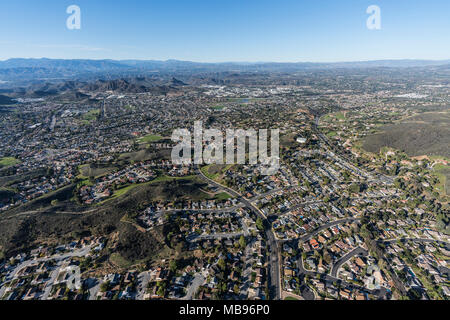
left=84, top=79, right=149, bottom=93
left=170, top=77, right=187, bottom=86
left=0, top=58, right=129, bottom=71
left=0, top=94, right=15, bottom=105
left=2, top=76, right=182, bottom=99
left=0, top=58, right=449, bottom=83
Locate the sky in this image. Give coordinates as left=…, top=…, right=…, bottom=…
left=0, top=0, right=449, bottom=62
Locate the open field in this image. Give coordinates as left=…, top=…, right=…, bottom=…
left=82, top=109, right=100, bottom=122
left=118, top=148, right=171, bottom=163
left=136, top=134, right=163, bottom=143
left=79, top=163, right=118, bottom=178
left=0, top=176, right=208, bottom=260
left=201, top=164, right=233, bottom=181
left=363, top=110, right=450, bottom=158
left=433, top=164, right=450, bottom=196
left=0, top=157, right=21, bottom=168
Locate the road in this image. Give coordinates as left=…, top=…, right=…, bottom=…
left=248, top=188, right=283, bottom=201
left=86, top=278, right=101, bottom=300
left=298, top=217, right=361, bottom=243
left=313, top=116, right=393, bottom=185
left=187, top=232, right=245, bottom=242
left=330, top=247, right=368, bottom=278
left=0, top=245, right=93, bottom=299
left=296, top=247, right=387, bottom=299
left=379, top=238, right=450, bottom=248
left=196, top=165, right=281, bottom=300
left=182, top=274, right=205, bottom=300
left=135, top=271, right=151, bottom=300
left=286, top=215, right=388, bottom=299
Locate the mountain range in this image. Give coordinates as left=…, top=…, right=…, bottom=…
left=0, top=58, right=449, bottom=83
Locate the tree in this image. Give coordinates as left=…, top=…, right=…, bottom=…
left=157, top=285, right=165, bottom=297
left=217, top=258, right=226, bottom=271
left=100, top=281, right=110, bottom=292
left=239, top=235, right=246, bottom=249
left=256, top=217, right=264, bottom=231
left=349, top=183, right=361, bottom=194
left=169, top=260, right=178, bottom=273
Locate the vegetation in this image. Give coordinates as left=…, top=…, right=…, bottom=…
left=0, top=157, right=20, bottom=168
left=137, top=134, right=163, bottom=143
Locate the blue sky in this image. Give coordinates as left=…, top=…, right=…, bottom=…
left=0, top=0, right=449, bottom=62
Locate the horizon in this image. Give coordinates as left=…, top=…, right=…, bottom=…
left=1, top=57, right=450, bottom=64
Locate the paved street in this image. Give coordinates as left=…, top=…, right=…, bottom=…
left=182, top=273, right=205, bottom=300
left=330, top=247, right=368, bottom=278
left=196, top=165, right=281, bottom=300
left=135, top=271, right=151, bottom=300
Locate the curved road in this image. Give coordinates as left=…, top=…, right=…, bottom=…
left=195, top=165, right=281, bottom=300
left=330, top=247, right=368, bottom=278
left=296, top=248, right=387, bottom=299
left=298, top=217, right=361, bottom=242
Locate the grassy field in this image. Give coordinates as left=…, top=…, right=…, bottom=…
left=109, top=252, right=133, bottom=269
left=77, top=178, right=93, bottom=188
left=214, top=192, right=232, bottom=201
left=137, top=134, right=163, bottom=143
left=432, top=164, right=450, bottom=196
left=82, top=109, right=100, bottom=122
left=335, top=112, right=346, bottom=120
left=326, top=131, right=338, bottom=138
left=79, top=163, right=117, bottom=178
left=201, top=164, right=233, bottom=181
left=96, top=174, right=201, bottom=205
left=323, top=112, right=346, bottom=122
left=0, top=157, right=21, bottom=168
left=123, top=105, right=135, bottom=111
left=363, top=111, right=450, bottom=158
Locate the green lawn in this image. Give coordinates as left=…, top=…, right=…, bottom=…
left=109, top=253, right=133, bottom=269
left=77, top=178, right=93, bottom=188
left=432, top=164, right=450, bottom=196
left=335, top=112, right=346, bottom=120
left=137, top=134, right=163, bottom=143
left=201, top=165, right=218, bottom=180
left=201, top=164, right=233, bottom=181
left=323, top=112, right=345, bottom=122
left=123, top=105, right=135, bottom=111
left=0, top=157, right=21, bottom=168
left=82, top=109, right=100, bottom=122
left=214, top=192, right=232, bottom=201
